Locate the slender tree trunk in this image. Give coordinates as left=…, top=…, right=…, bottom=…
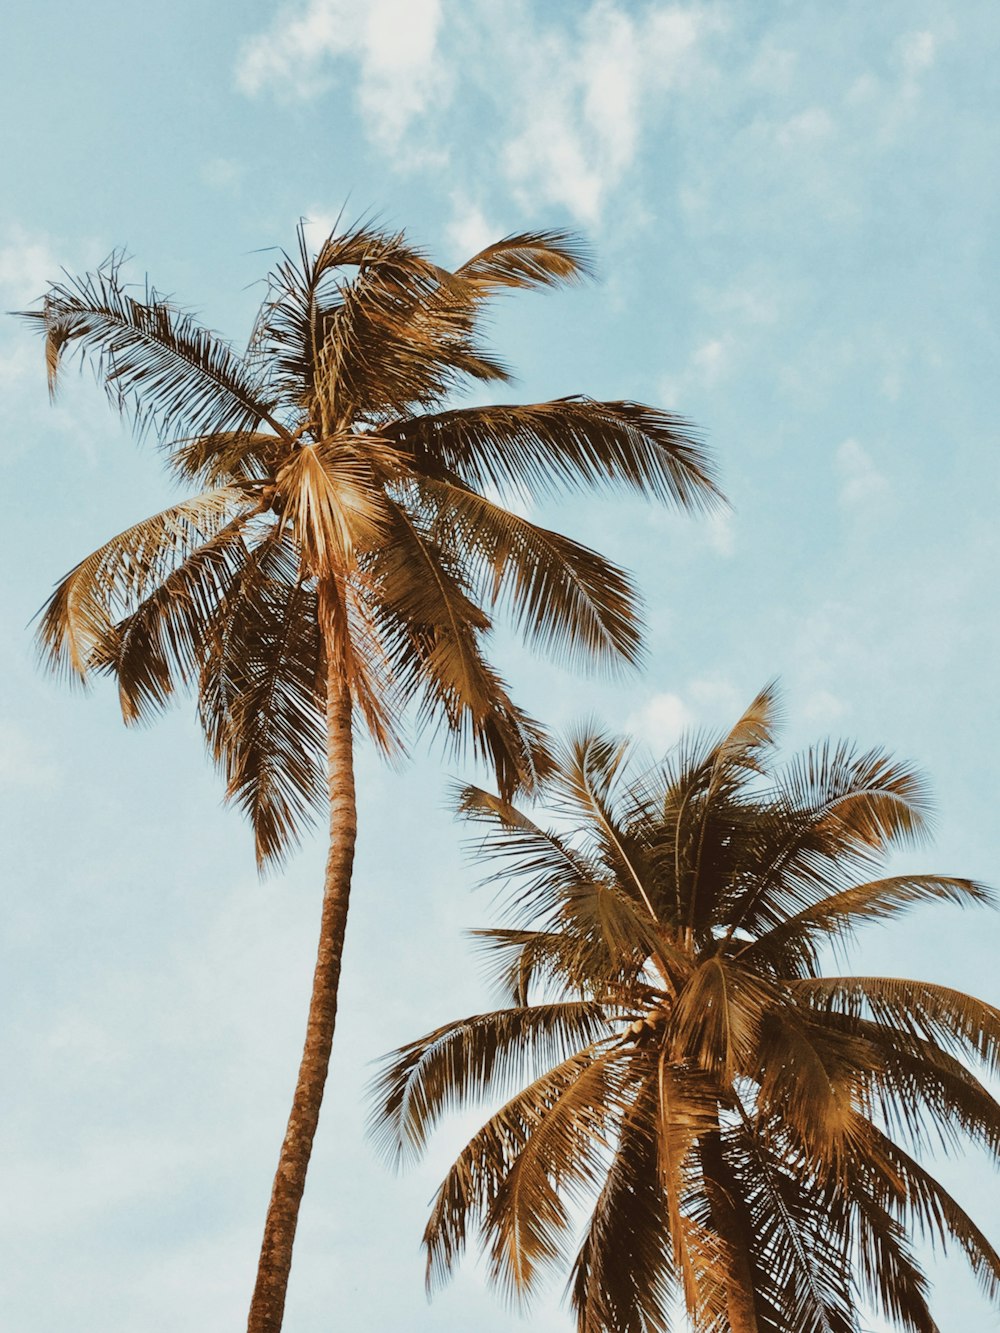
left=699, top=1128, right=760, bottom=1333
left=246, top=668, right=356, bottom=1333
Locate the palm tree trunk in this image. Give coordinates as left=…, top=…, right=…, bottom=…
left=246, top=666, right=357, bottom=1333
left=699, top=1128, right=760, bottom=1333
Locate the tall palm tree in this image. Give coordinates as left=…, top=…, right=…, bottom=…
left=371, top=685, right=1000, bottom=1333
left=23, top=222, right=721, bottom=1333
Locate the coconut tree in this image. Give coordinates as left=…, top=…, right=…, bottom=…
left=23, top=222, right=721, bottom=1333
left=371, top=685, right=1000, bottom=1333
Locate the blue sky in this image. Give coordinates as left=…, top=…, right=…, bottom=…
left=2, top=2, right=999, bottom=1328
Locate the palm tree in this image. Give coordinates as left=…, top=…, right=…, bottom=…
left=371, top=685, right=1000, bottom=1333
left=23, top=222, right=721, bottom=1333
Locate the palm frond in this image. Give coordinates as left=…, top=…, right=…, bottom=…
left=569, top=1073, right=679, bottom=1333
left=794, top=977, right=1000, bottom=1077
left=36, top=487, right=246, bottom=681
left=385, top=397, right=724, bottom=510
left=99, top=513, right=257, bottom=723
left=198, top=533, right=326, bottom=867
left=419, top=1046, right=618, bottom=1297
left=276, top=439, right=390, bottom=574
left=860, top=1121, right=1000, bottom=1309
left=741, top=875, right=993, bottom=974
left=367, top=502, right=550, bottom=796
left=368, top=1001, right=611, bottom=1168
left=414, top=476, right=645, bottom=671
left=454, top=230, right=593, bottom=291
left=729, top=1114, right=859, bottom=1333
left=21, top=256, right=281, bottom=442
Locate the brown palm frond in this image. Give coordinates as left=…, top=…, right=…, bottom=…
left=419, top=1046, right=614, bottom=1296
left=36, top=487, right=246, bottom=681
left=368, top=1001, right=612, bottom=1168
left=817, top=1010, right=1000, bottom=1159
left=276, top=439, right=390, bottom=573
left=384, top=397, right=723, bottom=510
left=794, top=977, right=1000, bottom=1077
left=740, top=874, right=993, bottom=974
left=20, top=256, right=282, bottom=441
left=99, top=513, right=257, bottom=723
left=569, top=1072, right=679, bottom=1333
left=198, top=533, right=326, bottom=867
left=860, top=1121, right=1000, bottom=1307
left=723, top=741, right=933, bottom=945
left=454, top=230, right=593, bottom=292
left=169, top=429, right=287, bottom=485
left=672, top=959, right=780, bottom=1089
left=414, top=476, right=644, bottom=671
left=728, top=1113, right=859, bottom=1333
left=368, top=502, right=550, bottom=795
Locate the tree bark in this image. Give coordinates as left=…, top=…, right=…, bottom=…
left=246, top=668, right=357, bottom=1333
left=699, top=1128, right=760, bottom=1333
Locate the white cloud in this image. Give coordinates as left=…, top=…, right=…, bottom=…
left=626, top=691, right=692, bottom=752
left=704, top=510, right=736, bottom=558
left=199, top=157, right=245, bottom=191
left=0, top=232, right=61, bottom=307
left=836, top=437, right=890, bottom=509
left=898, top=29, right=936, bottom=80
left=626, top=674, right=743, bottom=753
left=236, top=1, right=719, bottom=221
left=445, top=195, right=498, bottom=264
left=236, top=0, right=445, bottom=149
left=776, top=106, right=836, bottom=149
left=690, top=336, right=732, bottom=385
left=500, top=2, right=715, bottom=222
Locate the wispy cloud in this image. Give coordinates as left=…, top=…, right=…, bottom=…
left=836, top=437, right=890, bottom=510
left=236, top=1, right=720, bottom=221
left=626, top=673, right=743, bottom=753
left=236, top=0, right=445, bottom=149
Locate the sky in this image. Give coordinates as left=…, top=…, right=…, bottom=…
left=2, top=1, right=999, bottom=1329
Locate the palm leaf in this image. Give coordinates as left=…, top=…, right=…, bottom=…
left=198, top=533, right=326, bottom=867
left=415, top=476, right=645, bottom=670
left=369, top=1001, right=611, bottom=1168
left=22, top=257, right=282, bottom=442
left=454, top=230, right=593, bottom=291
left=741, top=875, right=993, bottom=974
left=36, top=487, right=246, bottom=681
left=794, top=977, right=1000, bottom=1077
left=385, top=397, right=723, bottom=510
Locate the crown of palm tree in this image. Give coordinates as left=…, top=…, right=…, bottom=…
left=25, top=222, right=720, bottom=866
left=370, top=685, right=1000, bottom=1333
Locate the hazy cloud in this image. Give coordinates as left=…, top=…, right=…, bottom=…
left=236, top=0, right=445, bottom=148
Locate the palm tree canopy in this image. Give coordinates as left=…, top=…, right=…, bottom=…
left=369, top=685, right=1000, bottom=1333
left=22, top=223, right=721, bottom=867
